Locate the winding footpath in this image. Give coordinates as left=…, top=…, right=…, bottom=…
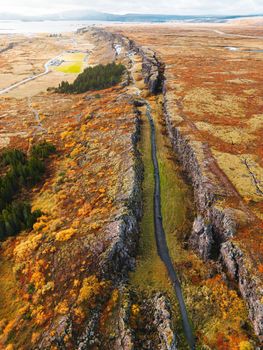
left=27, top=97, right=47, bottom=134
left=146, top=104, right=196, bottom=350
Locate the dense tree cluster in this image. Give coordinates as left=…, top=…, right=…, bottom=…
left=0, top=202, right=41, bottom=239
left=0, top=142, right=56, bottom=239
left=56, top=62, right=125, bottom=94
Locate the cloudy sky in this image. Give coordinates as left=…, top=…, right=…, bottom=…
left=0, top=0, right=263, bottom=15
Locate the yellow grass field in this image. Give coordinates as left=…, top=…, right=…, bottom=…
left=54, top=61, right=83, bottom=73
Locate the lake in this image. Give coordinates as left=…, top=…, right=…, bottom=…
left=0, top=20, right=112, bottom=34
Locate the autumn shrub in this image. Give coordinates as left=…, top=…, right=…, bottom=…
left=55, top=228, right=76, bottom=241
left=239, top=341, right=254, bottom=350
left=77, top=275, right=108, bottom=307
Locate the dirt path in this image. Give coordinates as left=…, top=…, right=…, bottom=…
left=27, top=97, right=47, bottom=134
left=213, top=29, right=263, bottom=39
left=146, top=102, right=196, bottom=349
left=0, top=66, right=50, bottom=95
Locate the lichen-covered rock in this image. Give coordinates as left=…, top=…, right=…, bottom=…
left=114, top=292, right=134, bottom=350
left=76, top=313, right=101, bottom=350
left=189, top=216, right=214, bottom=260
left=153, top=294, right=177, bottom=350
left=220, top=241, right=243, bottom=280
left=221, top=242, right=263, bottom=340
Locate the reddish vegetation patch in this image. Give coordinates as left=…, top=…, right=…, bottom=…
left=0, top=83, right=138, bottom=348
left=112, top=23, right=263, bottom=266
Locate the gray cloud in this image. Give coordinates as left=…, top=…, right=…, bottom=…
left=1, top=0, right=263, bottom=15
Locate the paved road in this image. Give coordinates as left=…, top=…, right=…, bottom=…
left=146, top=104, right=196, bottom=350
left=213, top=29, right=263, bottom=39
left=0, top=53, right=63, bottom=95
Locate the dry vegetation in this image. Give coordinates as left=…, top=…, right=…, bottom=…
left=0, top=85, right=138, bottom=348
left=0, top=32, right=94, bottom=98
left=0, top=30, right=139, bottom=349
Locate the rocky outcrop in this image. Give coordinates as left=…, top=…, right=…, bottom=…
left=89, top=27, right=164, bottom=94
left=114, top=290, right=134, bottom=350
left=116, top=308, right=134, bottom=350
left=189, top=216, right=215, bottom=260
left=36, top=312, right=100, bottom=349
left=129, top=43, right=165, bottom=93
left=100, top=113, right=143, bottom=280
left=221, top=242, right=263, bottom=340
left=153, top=294, right=177, bottom=350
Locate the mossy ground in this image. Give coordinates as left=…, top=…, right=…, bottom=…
left=130, top=105, right=169, bottom=293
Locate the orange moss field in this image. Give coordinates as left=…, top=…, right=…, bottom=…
left=0, top=79, right=139, bottom=348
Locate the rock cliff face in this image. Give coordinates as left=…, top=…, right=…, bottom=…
left=161, top=63, right=263, bottom=341
left=221, top=242, right=263, bottom=338
left=153, top=294, right=177, bottom=350
left=189, top=216, right=215, bottom=260
left=162, top=82, right=263, bottom=341
left=100, top=114, right=143, bottom=280
left=89, top=27, right=164, bottom=94
left=128, top=43, right=164, bottom=94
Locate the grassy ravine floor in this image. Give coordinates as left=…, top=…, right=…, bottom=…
left=130, top=99, right=193, bottom=349
left=129, top=95, right=253, bottom=349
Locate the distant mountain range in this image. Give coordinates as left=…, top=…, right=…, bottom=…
left=0, top=10, right=262, bottom=23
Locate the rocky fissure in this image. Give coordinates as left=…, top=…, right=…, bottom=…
left=93, top=27, right=263, bottom=342
left=76, top=27, right=263, bottom=345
